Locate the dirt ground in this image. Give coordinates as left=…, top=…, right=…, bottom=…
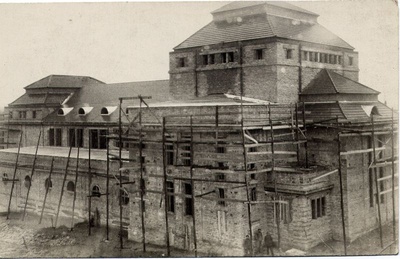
left=0, top=211, right=397, bottom=257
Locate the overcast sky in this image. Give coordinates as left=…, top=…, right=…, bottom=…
left=0, top=0, right=398, bottom=111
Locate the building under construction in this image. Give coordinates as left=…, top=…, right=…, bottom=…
left=0, top=1, right=397, bottom=256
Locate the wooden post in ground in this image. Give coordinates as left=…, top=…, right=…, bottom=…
left=7, top=131, right=23, bottom=220
left=162, top=117, right=171, bottom=256
left=106, top=129, right=110, bottom=240
left=88, top=130, right=92, bottom=236
left=22, top=130, right=42, bottom=221
left=118, top=98, right=123, bottom=249
left=54, top=144, right=74, bottom=228
left=70, top=143, right=80, bottom=230
left=139, top=97, right=146, bottom=252
left=189, top=116, right=198, bottom=257
left=371, top=115, right=384, bottom=248
left=39, top=157, right=55, bottom=224
left=391, top=109, right=396, bottom=245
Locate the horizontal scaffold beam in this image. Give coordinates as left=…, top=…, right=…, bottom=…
left=340, top=146, right=386, bottom=156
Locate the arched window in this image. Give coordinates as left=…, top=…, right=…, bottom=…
left=45, top=178, right=52, bottom=190
left=24, top=175, right=31, bottom=188
left=67, top=181, right=75, bottom=192
left=120, top=189, right=129, bottom=205
left=2, top=173, right=8, bottom=185
left=92, top=185, right=101, bottom=197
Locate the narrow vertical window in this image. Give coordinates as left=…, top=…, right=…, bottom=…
left=90, top=129, right=99, bottom=149
left=177, top=57, right=186, bottom=68
left=202, top=55, right=208, bottom=65
left=217, top=188, right=226, bottom=206
left=250, top=187, right=257, bottom=201
left=285, top=49, right=293, bottom=59
left=69, top=128, right=76, bottom=147
left=228, top=52, right=234, bottom=62
left=55, top=128, right=62, bottom=146
left=77, top=129, right=84, bottom=147
left=209, top=54, right=215, bottom=64
left=255, top=49, right=264, bottom=60
left=49, top=128, right=55, bottom=146
left=99, top=129, right=107, bottom=149
left=32, top=110, right=37, bottom=119
left=349, top=56, right=353, bottom=66
left=302, top=51, right=308, bottom=61
left=184, top=183, right=193, bottom=216
left=166, top=181, right=175, bottom=213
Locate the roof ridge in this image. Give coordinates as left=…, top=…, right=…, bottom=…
left=266, top=14, right=276, bottom=36
left=337, top=101, right=348, bottom=120
left=330, top=70, right=380, bottom=94
left=174, top=21, right=214, bottom=50
left=325, top=69, right=339, bottom=93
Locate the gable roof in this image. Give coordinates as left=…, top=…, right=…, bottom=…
left=24, top=75, right=104, bottom=89
left=175, top=14, right=353, bottom=50
left=212, top=1, right=318, bottom=16
left=301, top=69, right=380, bottom=95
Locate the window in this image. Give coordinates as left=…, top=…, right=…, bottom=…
left=285, top=49, right=293, bottom=59
left=255, top=49, right=264, bottom=60
left=202, top=55, right=208, bottom=65
left=166, top=144, right=174, bottom=165
left=9, top=111, right=13, bottom=119
left=311, top=196, right=326, bottom=219
left=216, top=142, right=226, bottom=153
left=216, top=173, right=225, bottom=182
left=177, top=57, right=186, bottom=68
left=90, top=129, right=107, bottom=149
left=32, top=110, right=37, bottom=119
left=49, top=128, right=62, bottom=146
left=274, top=197, right=292, bottom=224
left=349, top=56, right=353, bottom=66
left=67, top=181, right=75, bottom=192
left=209, top=54, right=215, bottom=64
left=2, top=173, right=8, bottom=182
left=182, top=145, right=191, bottom=166
left=68, top=128, right=84, bottom=147
left=45, top=178, right=52, bottom=190
left=338, top=56, right=342, bottom=65
left=302, top=51, right=308, bottom=61
left=217, top=188, right=226, bottom=206
left=250, top=187, right=257, bottom=201
left=221, top=52, right=234, bottom=63
left=24, top=175, right=31, bottom=188
left=166, top=181, right=175, bottom=213
left=218, top=162, right=227, bottom=169
left=120, top=189, right=129, bottom=205
left=247, top=163, right=256, bottom=170
left=92, top=185, right=101, bottom=197
left=19, top=111, right=27, bottom=119
left=184, top=183, right=193, bottom=216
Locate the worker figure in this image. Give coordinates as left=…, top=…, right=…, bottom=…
left=264, top=232, right=274, bottom=256
left=254, top=228, right=263, bottom=254
left=243, top=234, right=252, bottom=256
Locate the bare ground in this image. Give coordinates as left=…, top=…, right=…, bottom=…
left=0, top=211, right=397, bottom=257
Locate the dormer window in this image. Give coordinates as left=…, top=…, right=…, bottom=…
left=78, top=107, right=93, bottom=116
left=57, top=108, right=73, bottom=116
left=100, top=106, right=117, bottom=116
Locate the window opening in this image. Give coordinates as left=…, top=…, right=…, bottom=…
left=92, top=185, right=101, bottom=197
left=67, top=181, right=75, bottom=192
left=184, top=183, right=193, bottom=216
left=166, top=181, right=175, bottom=213
left=311, top=196, right=326, bottom=219
left=217, top=188, right=226, bottom=206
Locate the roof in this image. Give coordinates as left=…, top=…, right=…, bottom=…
left=301, top=69, right=380, bottom=95
left=212, top=1, right=318, bottom=16
left=9, top=93, right=72, bottom=107
left=304, top=101, right=394, bottom=122
left=24, top=75, right=104, bottom=89
left=43, top=79, right=170, bottom=124
left=175, top=14, right=353, bottom=50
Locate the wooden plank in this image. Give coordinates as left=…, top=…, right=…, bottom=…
left=379, top=186, right=399, bottom=195
left=340, top=146, right=385, bottom=156
left=311, top=170, right=338, bottom=182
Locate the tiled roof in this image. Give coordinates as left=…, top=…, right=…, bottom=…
left=304, top=101, right=394, bottom=122
left=212, top=1, right=318, bottom=16
left=301, top=69, right=380, bottom=95
left=24, top=75, right=104, bottom=89
left=175, top=14, right=353, bottom=50
left=9, top=93, right=72, bottom=107
left=43, top=79, right=170, bottom=124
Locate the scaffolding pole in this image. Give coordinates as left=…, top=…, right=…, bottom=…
left=371, top=115, right=384, bottom=248
left=337, top=118, right=347, bottom=255
left=54, top=144, right=74, bottom=228
left=88, top=130, right=92, bottom=236
left=391, top=109, right=396, bottom=246
left=22, top=130, right=41, bottom=221
left=39, top=157, right=54, bottom=224
left=6, top=131, right=23, bottom=220
left=269, top=105, right=280, bottom=249
left=302, top=102, right=309, bottom=167
left=70, top=143, right=80, bottom=230
left=162, top=117, right=171, bottom=256
left=118, top=98, right=124, bottom=249
left=189, top=116, right=198, bottom=257
left=139, top=97, right=146, bottom=252
left=106, top=129, right=110, bottom=240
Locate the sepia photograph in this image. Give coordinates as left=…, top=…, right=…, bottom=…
left=0, top=0, right=398, bottom=257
